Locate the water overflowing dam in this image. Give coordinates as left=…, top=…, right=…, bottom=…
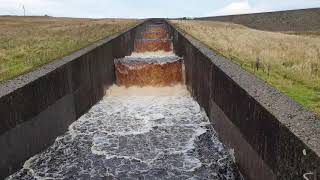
left=6, top=21, right=241, bottom=179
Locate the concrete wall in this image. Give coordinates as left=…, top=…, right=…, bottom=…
left=167, top=21, right=320, bottom=180
left=196, top=8, right=320, bottom=32
left=0, top=22, right=143, bottom=179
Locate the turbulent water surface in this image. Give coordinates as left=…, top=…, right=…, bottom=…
left=115, top=52, right=182, bottom=64
left=8, top=86, right=241, bottom=180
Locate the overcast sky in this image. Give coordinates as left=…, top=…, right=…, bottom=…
left=0, top=0, right=319, bottom=18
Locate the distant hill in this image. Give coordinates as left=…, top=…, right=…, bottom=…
left=196, top=8, right=320, bottom=32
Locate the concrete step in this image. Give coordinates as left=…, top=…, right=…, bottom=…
left=140, top=31, right=169, bottom=39
left=134, top=39, right=172, bottom=52
left=115, top=55, right=183, bottom=87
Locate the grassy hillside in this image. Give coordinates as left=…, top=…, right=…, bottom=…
left=196, top=8, right=320, bottom=32
left=172, top=20, right=320, bottom=116
left=0, top=16, right=139, bottom=81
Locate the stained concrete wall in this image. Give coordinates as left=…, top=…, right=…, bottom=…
left=195, top=8, right=320, bottom=32
left=166, top=21, right=320, bottom=180
left=0, top=21, right=143, bottom=179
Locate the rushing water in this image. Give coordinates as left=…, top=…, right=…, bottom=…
left=116, top=52, right=182, bottom=64
left=8, top=86, right=241, bottom=180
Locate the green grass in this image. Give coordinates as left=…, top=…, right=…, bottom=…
left=0, top=16, right=139, bottom=81
left=172, top=20, right=320, bottom=116
left=239, top=59, right=320, bottom=115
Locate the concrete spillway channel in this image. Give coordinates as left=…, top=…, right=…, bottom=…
left=6, top=22, right=242, bottom=179
left=1, top=19, right=320, bottom=180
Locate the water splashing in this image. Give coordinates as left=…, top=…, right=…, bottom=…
left=7, top=85, right=241, bottom=180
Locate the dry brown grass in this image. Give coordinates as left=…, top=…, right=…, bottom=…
left=0, top=16, right=139, bottom=81
left=171, top=20, right=320, bottom=115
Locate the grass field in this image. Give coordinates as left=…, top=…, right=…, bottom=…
left=0, top=16, right=139, bottom=81
left=172, top=20, right=320, bottom=116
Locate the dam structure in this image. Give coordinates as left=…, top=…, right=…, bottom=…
left=6, top=21, right=241, bottom=179
left=1, top=19, right=320, bottom=180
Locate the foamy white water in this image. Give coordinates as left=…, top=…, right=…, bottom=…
left=115, top=51, right=182, bottom=64
left=130, top=51, right=176, bottom=58
left=7, top=86, right=240, bottom=180
left=106, top=84, right=189, bottom=96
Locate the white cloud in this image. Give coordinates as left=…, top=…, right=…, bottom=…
left=0, top=0, right=112, bottom=18
left=208, top=0, right=267, bottom=16
left=0, top=0, right=318, bottom=18
left=0, top=0, right=61, bottom=16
